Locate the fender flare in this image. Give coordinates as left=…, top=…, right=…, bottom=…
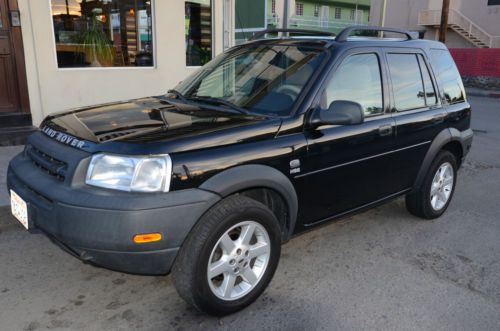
left=411, top=128, right=465, bottom=192
left=199, top=164, right=298, bottom=239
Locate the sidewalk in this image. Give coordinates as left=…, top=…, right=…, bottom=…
left=0, top=146, right=23, bottom=207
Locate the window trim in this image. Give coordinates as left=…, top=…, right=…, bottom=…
left=314, top=51, right=387, bottom=119
left=49, top=0, right=158, bottom=71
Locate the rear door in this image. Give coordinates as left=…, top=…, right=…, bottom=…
left=297, top=49, right=399, bottom=225
left=384, top=49, right=447, bottom=191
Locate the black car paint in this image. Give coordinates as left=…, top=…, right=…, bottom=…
left=7, top=37, right=472, bottom=274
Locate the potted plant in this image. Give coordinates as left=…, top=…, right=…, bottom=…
left=78, top=9, right=114, bottom=67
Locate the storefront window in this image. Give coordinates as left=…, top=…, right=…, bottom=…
left=51, top=0, right=154, bottom=68
left=185, top=0, right=213, bottom=66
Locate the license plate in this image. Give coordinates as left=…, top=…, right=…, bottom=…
left=10, top=190, right=28, bottom=229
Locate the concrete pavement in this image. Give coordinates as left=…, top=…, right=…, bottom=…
left=0, top=146, right=23, bottom=207
left=0, top=96, right=499, bottom=330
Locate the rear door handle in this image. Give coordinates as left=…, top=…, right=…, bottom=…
left=432, top=114, right=446, bottom=122
left=378, top=124, right=393, bottom=136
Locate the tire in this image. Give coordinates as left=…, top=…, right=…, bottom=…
left=406, top=150, right=457, bottom=219
left=172, top=195, right=281, bottom=316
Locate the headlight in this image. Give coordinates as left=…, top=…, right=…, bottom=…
left=86, top=154, right=172, bottom=192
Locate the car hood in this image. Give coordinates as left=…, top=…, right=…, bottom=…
left=40, top=97, right=282, bottom=154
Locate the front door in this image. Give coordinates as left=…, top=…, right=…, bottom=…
left=320, top=6, right=329, bottom=28
left=0, top=0, right=29, bottom=115
left=296, top=50, right=399, bottom=225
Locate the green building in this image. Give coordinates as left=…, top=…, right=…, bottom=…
left=236, top=0, right=371, bottom=42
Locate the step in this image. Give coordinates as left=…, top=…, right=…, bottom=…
left=0, top=113, right=32, bottom=129
left=0, top=126, right=37, bottom=146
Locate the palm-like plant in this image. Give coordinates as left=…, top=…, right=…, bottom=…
left=79, top=12, right=114, bottom=67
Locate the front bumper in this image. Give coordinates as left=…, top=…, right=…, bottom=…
left=7, top=147, right=220, bottom=275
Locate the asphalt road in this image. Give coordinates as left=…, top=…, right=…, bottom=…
left=1, top=96, right=499, bottom=331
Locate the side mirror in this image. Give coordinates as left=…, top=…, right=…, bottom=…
left=310, top=100, right=364, bottom=128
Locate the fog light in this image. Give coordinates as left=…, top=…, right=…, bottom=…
left=133, top=233, right=162, bottom=244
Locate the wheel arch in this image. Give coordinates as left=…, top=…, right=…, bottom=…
left=411, top=128, right=465, bottom=193
left=199, top=164, right=298, bottom=241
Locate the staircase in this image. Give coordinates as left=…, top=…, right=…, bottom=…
left=418, top=9, right=500, bottom=48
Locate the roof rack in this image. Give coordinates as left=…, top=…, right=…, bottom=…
left=250, top=28, right=336, bottom=41
left=335, top=26, right=418, bottom=42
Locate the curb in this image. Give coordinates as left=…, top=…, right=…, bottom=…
left=466, top=89, right=500, bottom=99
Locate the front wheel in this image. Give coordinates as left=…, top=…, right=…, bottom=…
left=406, top=150, right=457, bottom=219
left=172, top=195, right=281, bottom=316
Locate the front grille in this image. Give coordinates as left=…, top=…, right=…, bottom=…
left=26, top=145, right=68, bottom=181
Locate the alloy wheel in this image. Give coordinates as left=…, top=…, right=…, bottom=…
left=430, top=162, right=454, bottom=211
left=207, top=221, right=271, bottom=301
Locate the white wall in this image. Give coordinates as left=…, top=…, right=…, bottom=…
left=18, top=0, right=226, bottom=126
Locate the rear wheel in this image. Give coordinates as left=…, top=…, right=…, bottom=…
left=406, top=150, right=457, bottom=219
left=172, top=195, right=281, bottom=316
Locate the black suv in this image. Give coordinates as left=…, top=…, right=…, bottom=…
left=7, top=27, right=472, bottom=315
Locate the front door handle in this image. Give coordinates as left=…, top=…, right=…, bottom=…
left=378, top=124, right=393, bottom=137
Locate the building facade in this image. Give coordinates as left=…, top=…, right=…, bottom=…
left=235, top=0, right=371, bottom=43
left=0, top=0, right=233, bottom=138
left=288, top=0, right=370, bottom=32
left=370, top=0, right=500, bottom=48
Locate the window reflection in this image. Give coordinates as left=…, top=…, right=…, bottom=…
left=387, top=54, right=426, bottom=111
left=51, top=0, right=154, bottom=68
left=418, top=54, right=438, bottom=106
left=322, top=53, right=383, bottom=116
left=185, top=0, right=213, bottom=66
left=174, top=45, right=324, bottom=116
left=430, top=50, right=465, bottom=104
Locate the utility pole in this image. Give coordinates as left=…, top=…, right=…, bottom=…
left=283, top=0, right=289, bottom=36
left=379, top=0, right=387, bottom=37
left=439, top=0, right=450, bottom=42
left=379, top=0, right=387, bottom=27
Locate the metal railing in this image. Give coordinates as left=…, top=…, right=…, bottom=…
left=418, top=9, right=500, bottom=48
left=266, top=15, right=280, bottom=27
left=288, top=16, right=364, bottom=32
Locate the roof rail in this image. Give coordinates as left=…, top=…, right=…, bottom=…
left=250, top=28, right=336, bottom=41
left=335, top=26, right=418, bottom=42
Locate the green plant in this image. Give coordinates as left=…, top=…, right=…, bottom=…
left=78, top=13, right=114, bottom=66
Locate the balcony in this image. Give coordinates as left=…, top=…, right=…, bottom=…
left=288, top=16, right=364, bottom=33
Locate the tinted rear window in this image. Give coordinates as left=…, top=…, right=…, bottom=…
left=387, top=53, right=426, bottom=111
left=430, top=49, right=465, bottom=104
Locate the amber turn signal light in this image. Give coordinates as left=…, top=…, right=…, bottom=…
left=133, top=233, right=162, bottom=244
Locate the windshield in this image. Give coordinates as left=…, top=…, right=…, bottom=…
left=171, top=44, right=325, bottom=117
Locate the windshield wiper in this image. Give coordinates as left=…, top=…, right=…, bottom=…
left=166, top=89, right=186, bottom=101
left=189, top=96, right=250, bottom=115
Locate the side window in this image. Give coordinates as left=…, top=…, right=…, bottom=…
left=430, top=49, right=465, bottom=104
left=321, top=53, right=383, bottom=117
left=417, top=54, right=438, bottom=106
left=387, top=53, right=426, bottom=111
